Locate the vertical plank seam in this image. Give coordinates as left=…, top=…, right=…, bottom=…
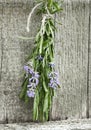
left=0, top=6, right=3, bottom=82
left=0, top=31, right=3, bottom=82
left=86, top=1, right=90, bottom=118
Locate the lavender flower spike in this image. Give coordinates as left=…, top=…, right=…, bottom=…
left=36, top=55, right=43, bottom=61
left=49, top=62, right=55, bottom=68
left=29, top=77, right=39, bottom=86
left=39, top=55, right=43, bottom=61
left=48, top=72, right=58, bottom=79
left=29, top=68, right=34, bottom=75
left=27, top=90, right=35, bottom=98
left=24, top=65, right=29, bottom=72
left=48, top=70, right=60, bottom=89
left=49, top=82, right=57, bottom=89
left=34, top=72, right=40, bottom=78
left=32, top=71, right=40, bottom=78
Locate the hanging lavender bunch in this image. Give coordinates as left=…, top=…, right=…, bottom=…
left=20, top=0, right=63, bottom=122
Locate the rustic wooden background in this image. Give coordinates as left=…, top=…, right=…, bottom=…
left=0, top=0, right=91, bottom=123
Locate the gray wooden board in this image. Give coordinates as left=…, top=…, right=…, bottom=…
left=0, top=119, right=91, bottom=130
left=89, top=1, right=91, bottom=118
left=0, top=4, right=6, bottom=123
left=0, top=1, right=41, bottom=123
left=51, top=0, right=89, bottom=120
left=0, top=0, right=32, bottom=4
left=0, top=5, right=2, bottom=80
left=0, top=0, right=91, bottom=123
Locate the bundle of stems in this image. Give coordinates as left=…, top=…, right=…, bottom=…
left=20, top=0, right=63, bottom=122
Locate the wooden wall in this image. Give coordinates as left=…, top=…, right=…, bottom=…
left=0, top=0, right=91, bottom=123
left=0, top=0, right=38, bottom=123
left=89, top=0, right=91, bottom=118
left=51, top=0, right=90, bottom=120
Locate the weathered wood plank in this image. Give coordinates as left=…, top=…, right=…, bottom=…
left=0, top=0, right=90, bottom=123
left=0, top=0, right=32, bottom=4
left=0, top=1, right=40, bottom=123
left=0, top=119, right=91, bottom=130
left=0, top=5, right=2, bottom=81
left=0, top=5, right=6, bottom=123
left=89, top=1, right=91, bottom=118
left=51, top=0, right=89, bottom=120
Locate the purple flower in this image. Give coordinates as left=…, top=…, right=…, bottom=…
left=24, top=65, right=34, bottom=75
left=24, top=65, right=30, bottom=72
left=48, top=72, right=58, bottom=79
left=29, top=68, right=40, bottom=78
left=54, top=78, right=60, bottom=85
left=49, top=78, right=60, bottom=89
left=48, top=71, right=60, bottom=89
left=27, top=90, right=35, bottom=98
left=24, top=66, right=40, bottom=96
left=29, top=77, right=39, bottom=86
left=24, top=65, right=39, bottom=78
left=32, top=72, right=40, bottom=78
left=36, top=55, right=43, bottom=61
left=49, top=82, right=57, bottom=89
left=49, top=79, right=57, bottom=89
left=26, top=70, right=40, bottom=92
left=49, top=62, right=55, bottom=68
left=29, top=69, right=34, bottom=75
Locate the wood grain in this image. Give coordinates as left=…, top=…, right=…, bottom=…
left=0, top=0, right=91, bottom=123
left=51, top=0, right=89, bottom=120
left=89, top=0, right=91, bottom=118
left=0, top=1, right=41, bottom=123
left=0, top=4, right=6, bottom=123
